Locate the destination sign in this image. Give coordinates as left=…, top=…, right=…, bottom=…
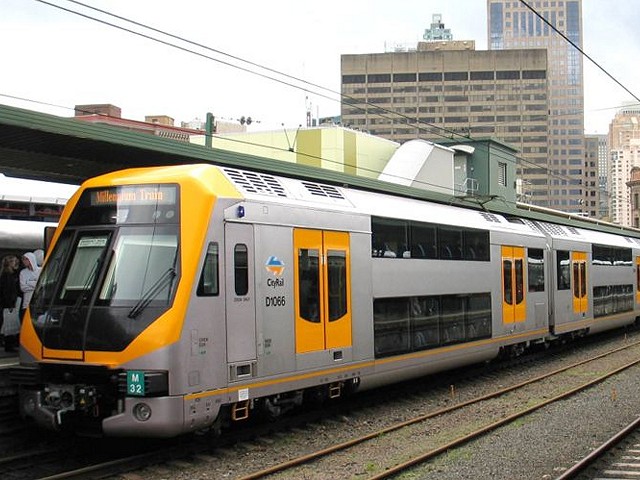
left=90, top=185, right=177, bottom=207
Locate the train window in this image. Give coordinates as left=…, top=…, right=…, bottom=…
left=438, top=227, right=463, bottom=260
left=411, top=297, right=440, bottom=349
left=298, top=248, right=321, bottom=323
left=466, top=294, right=492, bottom=340
left=463, top=229, right=490, bottom=261
left=98, top=226, right=178, bottom=305
left=234, top=244, right=249, bottom=296
left=503, top=260, right=513, bottom=305
left=373, top=293, right=493, bottom=357
left=527, top=248, right=545, bottom=292
left=515, top=259, right=524, bottom=304
left=615, top=248, right=633, bottom=266
left=440, top=296, right=465, bottom=344
left=197, top=242, right=219, bottom=296
left=592, top=245, right=611, bottom=265
left=572, top=263, right=580, bottom=298
left=410, top=223, right=437, bottom=259
left=593, top=284, right=634, bottom=318
left=373, top=298, right=410, bottom=356
left=580, top=262, right=587, bottom=298
left=371, top=216, right=489, bottom=262
left=60, top=233, right=111, bottom=302
left=556, top=250, right=571, bottom=290
left=592, top=245, right=633, bottom=266
left=371, top=217, right=408, bottom=258
left=327, top=250, right=347, bottom=321
left=30, top=230, right=74, bottom=313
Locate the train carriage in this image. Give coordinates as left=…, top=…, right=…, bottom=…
left=10, top=163, right=640, bottom=438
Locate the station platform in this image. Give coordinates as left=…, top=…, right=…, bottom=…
left=0, top=349, right=19, bottom=369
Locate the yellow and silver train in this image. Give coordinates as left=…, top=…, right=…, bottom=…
left=11, top=163, right=640, bottom=437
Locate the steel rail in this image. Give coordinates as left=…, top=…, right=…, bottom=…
left=235, top=338, right=640, bottom=480
left=554, top=414, right=640, bottom=480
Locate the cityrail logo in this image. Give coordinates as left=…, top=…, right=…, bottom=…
left=265, top=256, right=285, bottom=276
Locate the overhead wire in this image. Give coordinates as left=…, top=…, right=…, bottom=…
left=30, top=0, right=587, bottom=191
left=23, top=0, right=623, bottom=202
left=519, top=0, right=640, bottom=104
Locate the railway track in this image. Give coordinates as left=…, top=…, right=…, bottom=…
left=555, top=415, right=640, bottom=479
left=1, top=329, right=639, bottom=479
left=229, top=337, right=640, bottom=480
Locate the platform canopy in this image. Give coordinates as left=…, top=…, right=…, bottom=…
left=0, top=103, right=636, bottom=238
left=0, top=103, right=335, bottom=186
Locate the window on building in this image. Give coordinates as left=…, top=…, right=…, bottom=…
left=393, top=73, right=416, bottom=82
left=498, top=162, right=507, bottom=186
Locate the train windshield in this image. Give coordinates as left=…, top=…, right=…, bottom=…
left=30, top=184, right=180, bottom=352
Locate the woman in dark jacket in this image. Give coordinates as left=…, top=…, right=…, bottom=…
left=0, top=255, right=21, bottom=352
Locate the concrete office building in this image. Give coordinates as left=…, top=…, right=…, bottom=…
left=487, top=0, right=592, bottom=216
left=341, top=42, right=548, bottom=204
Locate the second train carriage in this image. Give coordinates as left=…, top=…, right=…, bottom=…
left=11, top=163, right=640, bottom=437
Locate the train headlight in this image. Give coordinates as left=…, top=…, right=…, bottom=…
left=133, top=402, right=152, bottom=422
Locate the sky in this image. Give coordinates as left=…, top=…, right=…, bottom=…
left=1, top=0, right=639, bottom=135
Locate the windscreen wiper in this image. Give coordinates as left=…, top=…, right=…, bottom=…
left=127, top=267, right=177, bottom=319
left=71, top=255, right=103, bottom=317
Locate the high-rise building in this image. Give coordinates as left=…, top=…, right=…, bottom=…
left=584, top=134, right=604, bottom=218
left=341, top=43, right=548, bottom=203
left=607, top=106, right=640, bottom=226
left=487, top=0, right=588, bottom=215
left=626, top=167, right=640, bottom=228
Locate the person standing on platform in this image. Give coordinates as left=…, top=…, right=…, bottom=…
left=0, top=255, right=21, bottom=352
left=33, top=249, right=44, bottom=268
left=19, top=251, right=40, bottom=323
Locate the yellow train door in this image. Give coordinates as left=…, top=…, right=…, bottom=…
left=293, top=229, right=352, bottom=354
left=636, top=256, right=640, bottom=304
left=502, top=246, right=526, bottom=324
left=571, top=251, right=588, bottom=315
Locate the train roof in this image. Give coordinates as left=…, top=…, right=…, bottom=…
left=218, top=166, right=544, bottom=237
left=1, top=103, right=636, bottom=240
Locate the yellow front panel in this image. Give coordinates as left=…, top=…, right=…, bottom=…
left=22, top=164, right=242, bottom=367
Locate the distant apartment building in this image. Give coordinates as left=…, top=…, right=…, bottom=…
left=488, top=0, right=591, bottom=216
left=341, top=42, right=549, bottom=204
left=608, top=107, right=640, bottom=226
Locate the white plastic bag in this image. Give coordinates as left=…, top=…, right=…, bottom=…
left=1, top=298, right=21, bottom=336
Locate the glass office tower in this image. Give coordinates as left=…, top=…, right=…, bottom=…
left=488, top=1, right=592, bottom=215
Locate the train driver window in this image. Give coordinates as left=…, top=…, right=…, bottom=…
left=197, top=242, right=219, bottom=296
